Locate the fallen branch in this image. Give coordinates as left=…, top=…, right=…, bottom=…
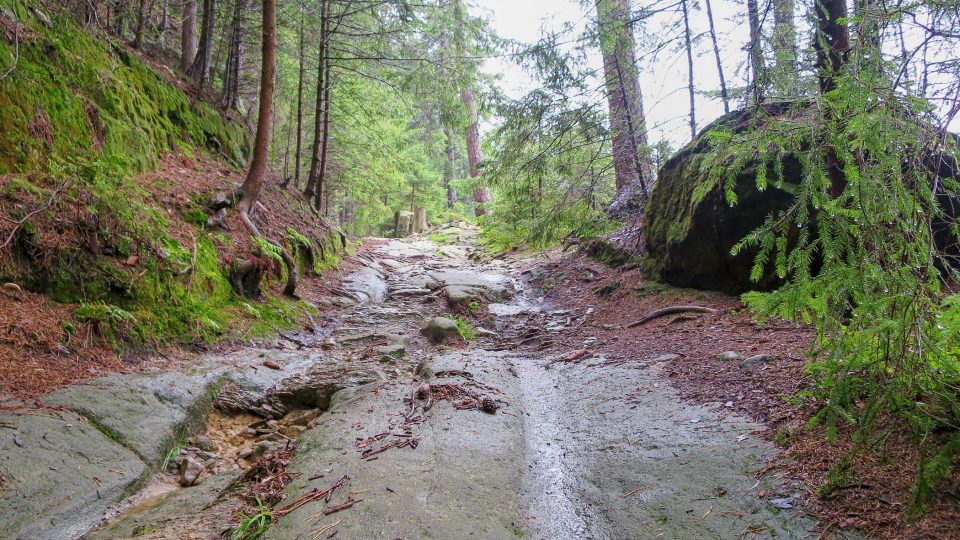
left=324, top=496, right=361, bottom=516
left=1, top=179, right=70, bottom=249
left=627, top=305, right=716, bottom=328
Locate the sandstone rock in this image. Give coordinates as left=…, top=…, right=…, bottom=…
left=421, top=317, right=459, bottom=344
left=739, top=354, right=774, bottom=369
left=643, top=105, right=800, bottom=294
left=179, top=456, right=204, bottom=487
left=716, top=351, right=742, bottom=361
left=374, top=343, right=406, bottom=358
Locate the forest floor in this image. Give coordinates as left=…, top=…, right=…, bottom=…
left=0, top=226, right=956, bottom=539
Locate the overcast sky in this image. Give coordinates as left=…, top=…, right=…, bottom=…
left=470, top=1, right=960, bottom=150
left=469, top=0, right=751, bottom=150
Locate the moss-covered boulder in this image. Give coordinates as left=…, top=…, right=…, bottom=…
left=643, top=106, right=800, bottom=294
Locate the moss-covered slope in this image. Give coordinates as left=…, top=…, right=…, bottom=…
left=0, top=2, right=338, bottom=366
left=0, top=1, right=249, bottom=173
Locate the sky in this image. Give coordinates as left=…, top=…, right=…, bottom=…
left=469, top=0, right=749, bottom=151
left=469, top=0, right=959, bottom=149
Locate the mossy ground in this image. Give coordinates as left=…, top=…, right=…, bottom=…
left=0, top=2, right=344, bottom=393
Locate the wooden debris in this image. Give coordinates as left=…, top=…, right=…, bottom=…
left=563, top=349, right=591, bottom=362
left=627, top=306, right=717, bottom=328
left=324, top=496, right=361, bottom=515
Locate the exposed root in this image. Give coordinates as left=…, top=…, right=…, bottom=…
left=238, top=205, right=299, bottom=298
left=626, top=305, right=717, bottom=328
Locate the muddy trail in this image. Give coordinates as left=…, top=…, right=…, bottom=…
left=1, top=224, right=815, bottom=539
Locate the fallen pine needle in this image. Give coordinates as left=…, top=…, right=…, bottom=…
left=623, top=486, right=644, bottom=498
left=311, top=519, right=341, bottom=539
left=702, top=507, right=713, bottom=518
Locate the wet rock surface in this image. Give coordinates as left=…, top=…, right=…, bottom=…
left=2, top=224, right=818, bottom=539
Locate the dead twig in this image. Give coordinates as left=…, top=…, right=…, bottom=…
left=627, top=305, right=717, bottom=328
left=323, top=496, right=361, bottom=515
left=1, top=179, right=71, bottom=249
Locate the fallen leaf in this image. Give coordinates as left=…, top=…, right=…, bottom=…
left=263, top=361, right=282, bottom=370
left=125, top=255, right=139, bottom=266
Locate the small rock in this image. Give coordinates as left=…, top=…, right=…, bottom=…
left=208, top=191, right=233, bottom=211
left=125, top=255, right=139, bottom=266
left=263, top=360, right=282, bottom=370
left=179, top=457, right=204, bottom=487
left=769, top=497, right=794, bottom=509
left=474, top=327, right=497, bottom=338
left=237, top=446, right=254, bottom=459
left=189, top=434, right=215, bottom=452
left=322, top=337, right=337, bottom=349
left=374, top=343, right=406, bottom=357
left=420, top=317, right=459, bottom=344
left=739, top=354, right=774, bottom=368
left=716, top=351, right=742, bottom=361
left=255, top=432, right=289, bottom=443
left=317, top=298, right=333, bottom=308
left=254, top=441, right=277, bottom=457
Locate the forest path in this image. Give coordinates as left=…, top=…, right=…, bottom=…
left=11, top=225, right=813, bottom=539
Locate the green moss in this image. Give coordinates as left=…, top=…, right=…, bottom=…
left=0, top=0, right=249, bottom=174
left=0, top=2, right=342, bottom=357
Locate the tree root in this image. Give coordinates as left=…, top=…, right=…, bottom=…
left=627, top=305, right=716, bottom=328
left=238, top=206, right=299, bottom=298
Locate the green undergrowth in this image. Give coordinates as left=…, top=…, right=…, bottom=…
left=0, top=2, right=335, bottom=354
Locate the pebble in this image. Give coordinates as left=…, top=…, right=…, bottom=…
left=739, top=354, right=774, bottom=368
left=179, top=456, right=204, bottom=487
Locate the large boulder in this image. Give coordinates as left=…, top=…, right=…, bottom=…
left=644, top=105, right=960, bottom=294
left=643, top=105, right=801, bottom=294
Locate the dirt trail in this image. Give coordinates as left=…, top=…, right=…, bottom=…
left=2, top=225, right=817, bottom=539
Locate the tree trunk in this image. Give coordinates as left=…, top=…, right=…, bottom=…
left=159, top=0, right=169, bottom=34
left=815, top=0, right=850, bottom=95
left=595, top=0, right=652, bottom=196
left=239, top=0, right=275, bottom=217
left=461, top=86, right=489, bottom=216
left=747, top=0, right=766, bottom=104
left=282, top=110, right=293, bottom=183
left=413, top=208, right=428, bottom=233
left=294, top=15, right=305, bottom=188
left=220, top=0, right=245, bottom=110
left=704, top=0, right=729, bottom=114
left=133, top=0, right=149, bottom=49
left=771, top=0, right=798, bottom=97
left=444, top=126, right=457, bottom=208
left=181, top=0, right=197, bottom=72
left=304, top=0, right=328, bottom=203
left=187, top=0, right=216, bottom=86
left=313, top=0, right=333, bottom=212
left=814, top=0, right=850, bottom=198
left=235, top=0, right=297, bottom=298
left=681, top=0, right=696, bottom=139
left=112, top=0, right=127, bottom=38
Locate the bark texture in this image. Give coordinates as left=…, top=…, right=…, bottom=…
left=461, top=86, right=489, bottom=216
left=595, top=0, right=652, bottom=195
left=187, top=0, right=216, bottom=86
left=181, top=0, right=197, bottom=72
